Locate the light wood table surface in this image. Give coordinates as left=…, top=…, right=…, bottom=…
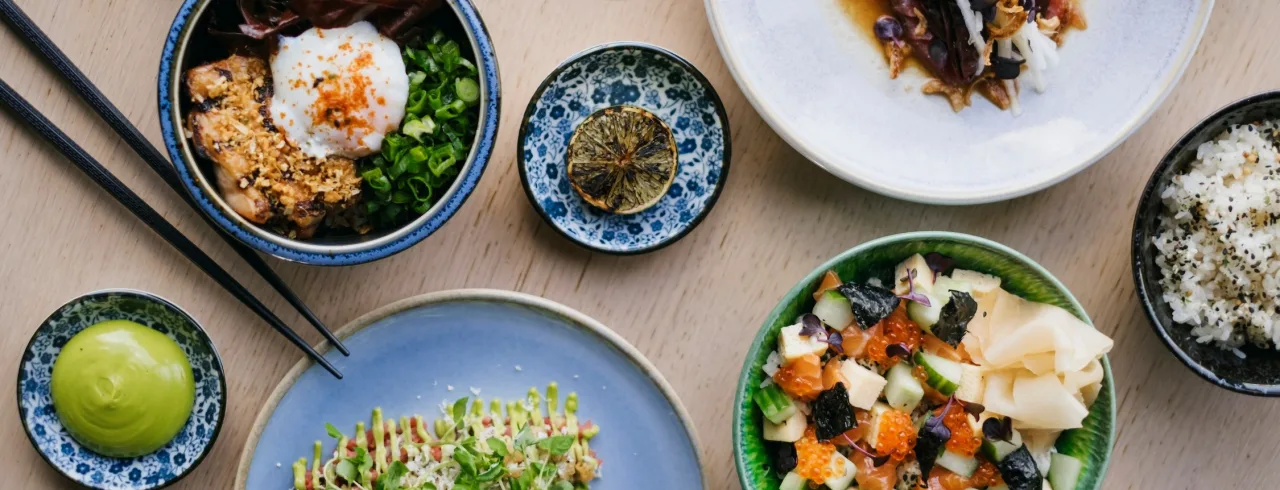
left=0, top=1, right=1274, bottom=488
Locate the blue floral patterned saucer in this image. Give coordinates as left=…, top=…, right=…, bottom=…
left=17, top=290, right=225, bottom=490
left=519, top=42, right=731, bottom=254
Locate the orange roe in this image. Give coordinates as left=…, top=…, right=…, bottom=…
left=872, top=409, right=916, bottom=462
left=938, top=403, right=981, bottom=457
left=865, top=304, right=923, bottom=367
left=794, top=427, right=837, bottom=482
left=774, top=354, right=824, bottom=401
left=968, top=461, right=1003, bottom=488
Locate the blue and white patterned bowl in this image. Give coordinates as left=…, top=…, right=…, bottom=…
left=17, top=290, right=226, bottom=490
left=519, top=42, right=731, bottom=254
left=157, top=0, right=501, bottom=266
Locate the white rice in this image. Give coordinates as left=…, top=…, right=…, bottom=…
left=1153, top=120, right=1280, bottom=351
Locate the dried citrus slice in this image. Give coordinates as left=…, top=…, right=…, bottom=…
left=566, top=106, right=678, bottom=214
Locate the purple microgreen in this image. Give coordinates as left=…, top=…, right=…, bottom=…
left=922, top=412, right=951, bottom=442
left=826, top=331, right=845, bottom=355
left=961, top=401, right=986, bottom=417
left=897, top=269, right=932, bottom=307
left=885, top=343, right=911, bottom=359
left=846, top=439, right=890, bottom=466
left=800, top=314, right=827, bottom=339
left=924, top=253, right=956, bottom=281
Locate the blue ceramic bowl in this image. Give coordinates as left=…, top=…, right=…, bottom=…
left=16, top=290, right=226, bottom=490
left=157, top=0, right=501, bottom=266
left=519, top=42, right=731, bottom=254
left=234, top=289, right=704, bottom=489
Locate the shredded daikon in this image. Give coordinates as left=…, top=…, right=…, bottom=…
left=954, top=0, right=988, bottom=76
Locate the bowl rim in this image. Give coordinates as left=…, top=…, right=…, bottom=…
left=15, top=288, right=227, bottom=490
left=516, top=41, right=732, bottom=255
left=703, top=0, right=1215, bottom=204
left=232, top=288, right=705, bottom=489
left=1130, top=90, right=1280, bottom=397
left=732, top=231, right=1117, bottom=489
left=156, top=0, right=501, bottom=266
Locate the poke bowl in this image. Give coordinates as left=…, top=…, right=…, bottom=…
left=158, top=0, right=500, bottom=265
left=734, top=232, right=1115, bottom=490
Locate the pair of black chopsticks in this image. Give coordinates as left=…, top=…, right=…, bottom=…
left=0, top=0, right=346, bottom=378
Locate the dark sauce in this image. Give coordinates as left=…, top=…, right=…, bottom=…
left=837, top=0, right=895, bottom=44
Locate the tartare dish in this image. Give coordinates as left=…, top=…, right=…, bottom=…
left=183, top=0, right=480, bottom=239
left=1153, top=119, right=1280, bottom=355
left=869, top=0, right=1084, bottom=113
left=754, top=253, right=1112, bottom=490
left=289, top=384, right=601, bottom=490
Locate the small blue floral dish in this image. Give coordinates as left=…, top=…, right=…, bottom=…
left=17, top=290, right=226, bottom=490
left=519, top=42, right=731, bottom=255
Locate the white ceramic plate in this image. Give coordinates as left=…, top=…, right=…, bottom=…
left=705, top=0, right=1213, bottom=204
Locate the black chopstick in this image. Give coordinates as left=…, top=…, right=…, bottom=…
left=0, top=79, right=343, bottom=380
left=0, top=0, right=349, bottom=357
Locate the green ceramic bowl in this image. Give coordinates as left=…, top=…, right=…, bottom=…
left=733, top=232, right=1115, bottom=490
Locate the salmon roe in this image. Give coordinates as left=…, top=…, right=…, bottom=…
left=938, top=403, right=981, bottom=456
left=968, top=461, right=1003, bottom=487
left=872, top=409, right=917, bottom=462
left=865, top=304, right=923, bottom=368
left=794, top=427, right=838, bottom=482
left=774, top=354, right=824, bottom=401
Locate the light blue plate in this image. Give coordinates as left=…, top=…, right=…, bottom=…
left=519, top=42, right=731, bottom=255
left=17, top=290, right=225, bottom=490
left=235, top=290, right=703, bottom=489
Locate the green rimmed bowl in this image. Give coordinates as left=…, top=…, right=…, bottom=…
left=733, top=232, right=1115, bottom=490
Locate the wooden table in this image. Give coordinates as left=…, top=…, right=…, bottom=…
left=0, top=1, right=1274, bottom=488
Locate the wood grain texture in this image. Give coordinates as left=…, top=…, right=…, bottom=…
left=0, top=1, right=1275, bottom=488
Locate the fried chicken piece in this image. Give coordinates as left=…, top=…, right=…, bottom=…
left=185, top=55, right=362, bottom=239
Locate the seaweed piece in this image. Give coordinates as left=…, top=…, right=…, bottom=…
left=812, top=383, right=856, bottom=442
left=765, top=440, right=798, bottom=477
left=915, top=413, right=950, bottom=477
left=996, top=446, right=1044, bottom=490
left=932, top=290, right=978, bottom=347
left=837, top=282, right=899, bottom=330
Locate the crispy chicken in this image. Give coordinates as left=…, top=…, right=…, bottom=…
left=185, top=55, right=362, bottom=239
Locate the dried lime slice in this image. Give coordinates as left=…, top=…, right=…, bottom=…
left=566, top=106, right=678, bottom=214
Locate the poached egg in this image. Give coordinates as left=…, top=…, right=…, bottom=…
left=270, top=21, right=409, bottom=159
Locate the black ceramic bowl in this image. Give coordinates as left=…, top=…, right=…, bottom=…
left=1132, top=91, right=1280, bottom=396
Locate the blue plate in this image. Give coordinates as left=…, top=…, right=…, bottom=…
left=235, top=290, right=703, bottom=489
left=519, top=42, right=731, bottom=255
left=17, top=290, right=226, bottom=490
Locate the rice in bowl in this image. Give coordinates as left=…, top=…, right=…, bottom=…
left=1153, top=120, right=1280, bottom=354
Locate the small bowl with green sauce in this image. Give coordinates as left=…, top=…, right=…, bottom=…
left=17, top=290, right=226, bottom=490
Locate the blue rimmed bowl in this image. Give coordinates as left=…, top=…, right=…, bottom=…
left=17, top=290, right=226, bottom=490
left=519, top=42, right=731, bottom=255
left=157, top=0, right=501, bottom=266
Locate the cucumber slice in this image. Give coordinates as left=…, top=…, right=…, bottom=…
left=813, top=290, right=855, bottom=331
left=884, top=363, right=924, bottom=412
left=1048, top=453, right=1083, bottom=490
left=779, top=471, right=807, bottom=490
left=981, top=428, right=1024, bottom=462
left=908, top=276, right=974, bottom=331
left=913, top=351, right=963, bottom=395
left=824, top=451, right=857, bottom=490
left=906, top=293, right=943, bottom=330
left=936, top=449, right=980, bottom=477
left=753, top=384, right=797, bottom=424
